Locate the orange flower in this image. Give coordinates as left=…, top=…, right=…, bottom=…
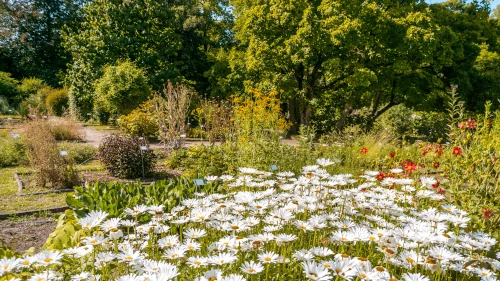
left=389, top=151, right=396, bottom=159
left=405, top=161, right=417, bottom=173
left=361, top=147, right=368, bottom=155
left=433, top=162, right=440, bottom=169
left=452, top=147, right=462, bottom=156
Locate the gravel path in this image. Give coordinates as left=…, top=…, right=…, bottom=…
left=80, top=125, right=299, bottom=148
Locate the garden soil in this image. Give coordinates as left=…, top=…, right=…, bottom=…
left=0, top=216, right=56, bottom=253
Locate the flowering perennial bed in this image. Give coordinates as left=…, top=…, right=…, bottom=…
left=1, top=159, right=499, bottom=281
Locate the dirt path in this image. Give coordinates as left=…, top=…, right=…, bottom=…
left=80, top=124, right=299, bottom=148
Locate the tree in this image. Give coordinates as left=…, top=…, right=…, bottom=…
left=62, top=0, right=233, bottom=118
left=225, top=0, right=498, bottom=132
left=0, top=0, right=86, bottom=86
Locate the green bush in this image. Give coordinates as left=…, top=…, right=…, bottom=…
left=0, top=130, right=26, bottom=167
left=0, top=96, right=15, bottom=114
left=57, top=142, right=96, bottom=164
left=94, top=61, right=152, bottom=119
left=98, top=134, right=156, bottom=179
left=46, top=89, right=69, bottom=116
left=413, top=111, right=448, bottom=142
left=17, top=78, right=47, bottom=100
left=118, top=100, right=158, bottom=138
left=0, top=72, right=19, bottom=102
left=373, top=104, right=415, bottom=138
left=19, top=87, right=51, bottom=117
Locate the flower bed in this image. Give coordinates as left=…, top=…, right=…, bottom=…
left=1, top=160, right=498, bottom=281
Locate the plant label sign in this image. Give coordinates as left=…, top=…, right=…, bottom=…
left=270, top=164, right=278, bottom=171
left=60, top=151, right=68, bottom=156
left=194, top=179, right=205, bottom=186
left=140, top=146, right=148, bottom=151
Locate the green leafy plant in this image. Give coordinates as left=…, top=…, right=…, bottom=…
left=0, top=130, right=26, bottom=167
left=94, top=61, right=152, bottom=121
left=0, top=72, right=19, bottom=103
left=118, top=100, right=158, bottom=138
left=46, top=88, right=69, bottom=116
left=98, top=134, right=156, bottom=179
left=42, top=210, right=82, bottom=250
left=66, top=177, right=215, bottom=216
left=57, top=142, right=96, bottom=164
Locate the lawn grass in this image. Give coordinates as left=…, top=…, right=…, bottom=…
left=0, top=161, right=106, bottom=214
left=81, top=123, right=120, bottom=133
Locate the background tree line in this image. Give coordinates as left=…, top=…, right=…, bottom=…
left=1, top=0, right=499, bottom=132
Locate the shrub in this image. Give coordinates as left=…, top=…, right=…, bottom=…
left=22, top=118, right=79, bottom=188
left=0, top=72, right=19, bottom=102
left=46, top=89, right=69, bottom=116
left=232, top=89, right=290, bottom=143
left=118, top=100, right=158, bottom=138
left=17, top=78, right=47, bottom=100
left=57, top=142, right=96, bottom=164
left=193, top=99, right=233, bottom=143
left=19, top=87, right=51, bottom=117
left=0, top=130, right=27, bottom=167
left=413, top=111, right=448, bottom=142
left=98, top=134, right=156, bottom=179
left=373, top=104, right=415, bottom=138
left=94, top=61, right=152, bottom=118
left=48, top=118, right=84, bottom=141
left=0, top=96, right=13, bottom=114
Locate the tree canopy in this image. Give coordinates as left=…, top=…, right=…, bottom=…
left=0, top=0, right=498, bottom=131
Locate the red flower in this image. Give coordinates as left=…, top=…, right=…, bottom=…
left=482, top=209, right=494, bottom=221
left=421, top=148, right=428, bottom=157
left=467, top=119, right=477, bottom=129
left=361, top=147, right=368, bottom=155
left=432, top=180, right=440, bottom=189
left=405, top=162, right=417, bottom=173
left=433, top=162, right=440, bottom=169
left=452, top=147, right=462, bottom=156
left=389, top=151, right=396, bottom=159
left=458, top=122, right=466, bottom=129
left=437, top=187, right=446, bottom=195
left=376, top=172, right=385, bottom=182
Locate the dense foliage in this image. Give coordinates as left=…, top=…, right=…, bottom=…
left=94, top=61, right=152, bottom=120
left=98, top=134, right=156, bottom=179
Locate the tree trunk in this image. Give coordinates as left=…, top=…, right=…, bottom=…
left=288, top=98, right=300, bottom=134
left=336, top=103, right=353, bottom=131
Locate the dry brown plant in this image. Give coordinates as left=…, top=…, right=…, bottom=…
left=195, top=99, right=233, bottom=144
left=151, top=81, right=193, bottom=150
left=48, top=117, right=84, bottom=141
left=22, top=118, right=79, bottom=188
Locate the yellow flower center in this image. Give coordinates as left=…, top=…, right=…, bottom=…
left=375, top=266, right=385, bottom=272
left=265, top=257, right=271, bottom=262
left=44, top=258, right=52, bottom=263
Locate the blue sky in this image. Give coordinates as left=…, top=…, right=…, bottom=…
left=426, top=0, right=500, bottom=10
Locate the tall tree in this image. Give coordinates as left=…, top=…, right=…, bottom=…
left=63, top=0, right=233, bottom=117
left=0, top=0, right=85, bottom=86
